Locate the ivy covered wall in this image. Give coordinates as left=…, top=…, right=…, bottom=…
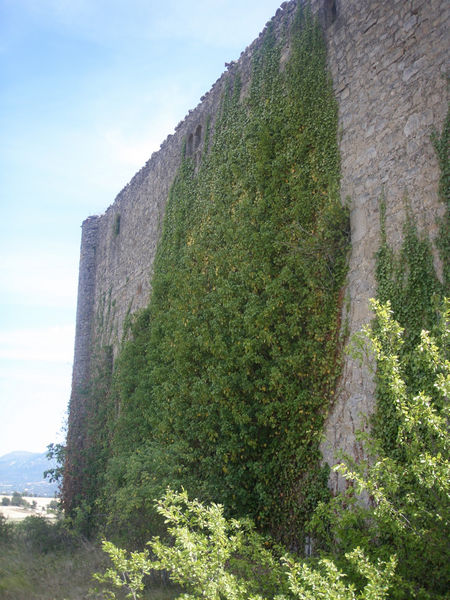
left=64, top=6, right=349, bottom=546
left=63, top=0, right=449, bottom=550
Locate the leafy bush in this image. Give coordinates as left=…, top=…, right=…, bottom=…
left=15, top=516, right=80, bottom=554
left=44, top=442, right=65, bottom=486
left=46, top=499, right=60, bottom=513
left=0, top=514, right=13, bottom=542
left=95, top=488, right=396, bottom=600
left=310, top=299, right=449, bottom=599
left=10, top=492, right=29, bottom=507
left=96, top=300, right=448, bottom=599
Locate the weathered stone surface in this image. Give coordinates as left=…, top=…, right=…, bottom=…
left=67, top=0, right=449, bottom=496
left=320, top=0, right=448, bottom=490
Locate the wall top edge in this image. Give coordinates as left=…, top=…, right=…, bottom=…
left=82, top=215, right=102, bottom=227
left=87, top=0, right=302, bottom=225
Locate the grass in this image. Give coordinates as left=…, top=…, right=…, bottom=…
left=0, top=518, right=179, bottom=600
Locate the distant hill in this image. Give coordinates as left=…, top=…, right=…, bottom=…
left=0, top=451, right=58, bottom=497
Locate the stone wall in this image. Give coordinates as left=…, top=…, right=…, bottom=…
left=319, top=0, right=448, bottom=490
left=68, top=0, right=449, bottom=492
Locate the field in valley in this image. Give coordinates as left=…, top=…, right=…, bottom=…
left=0, top=495, right=57, bottom=522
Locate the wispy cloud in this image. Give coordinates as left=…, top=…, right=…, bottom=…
left=6, top=0, right=281, bottom=51
left=100, top=83, right=195, bottom=168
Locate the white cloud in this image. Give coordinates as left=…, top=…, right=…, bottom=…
left=0, top=325, right=75, bottom=363
left=100, top=88, right=189, bottom=169
left=0, top=250, right=78, bottom=309
left=0, top=361, right=70, bottom=455
left=0, top=332, right=73, bottom=454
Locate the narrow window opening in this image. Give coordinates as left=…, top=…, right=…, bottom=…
left=325, top=0, right=337, bottom=25
left=194, top=124, right=202, bottom=150
left=113, top=213, right=121, bottom=236
left=186, top=133, right=194, bottom=156
left=103, top=345, right=114, bottom=375
left=331, top=0, right=337, bottom=22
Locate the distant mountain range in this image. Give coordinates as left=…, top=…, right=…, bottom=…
left=0, top=451, right=58, bottom=497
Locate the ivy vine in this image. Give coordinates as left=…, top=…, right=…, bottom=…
left=374, top=106, right=449, bottom=457
left=95, top=5, right=350, bottom=548
left=64, top=5, right=349, bottom=547
left=432, top=103, right=450, bottom=295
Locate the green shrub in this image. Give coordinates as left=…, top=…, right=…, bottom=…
left=96, top=299, right=448, bottom=600
left=46, top=499, right=60, bottom=513
left=0, top=514, right=13, bottom=542
left=95, top=488, right=396, bottom=600
left=15, top=516, right=80, bottom=554
left=10, top=492, right=29, bottom=507
left=310, top=299, right=450, bottom=599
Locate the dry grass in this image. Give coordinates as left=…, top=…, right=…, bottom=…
left=0, top=537, right=179, bottom=600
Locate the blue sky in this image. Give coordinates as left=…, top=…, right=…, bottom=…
left=0, top=0, right=283, bottom=456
